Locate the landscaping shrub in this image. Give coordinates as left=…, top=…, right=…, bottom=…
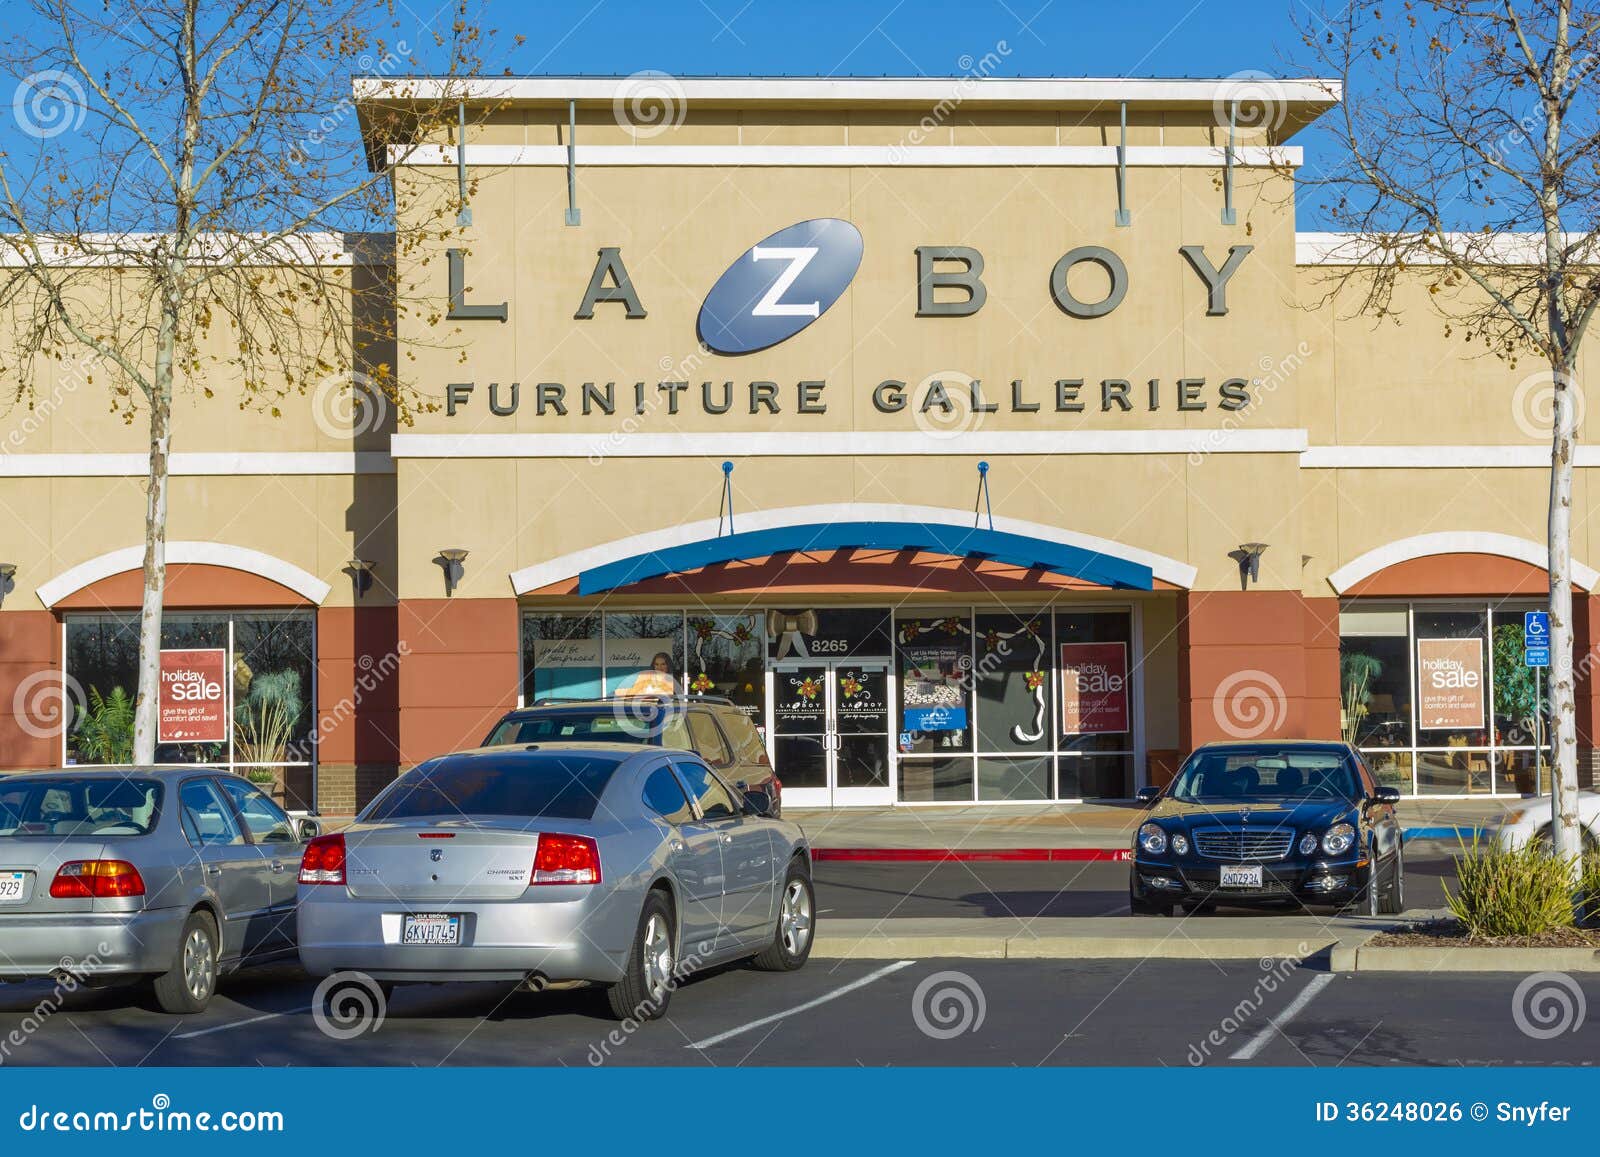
left=1579, top=852, right=1600, bottom=928
left=1446, top=836, right=1577, bottom=938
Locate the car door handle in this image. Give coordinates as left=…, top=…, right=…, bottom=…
left=721, top=834, right=733, bottom=845
left=205, top=866, right=222, bottom=876
left=669, top=840, right=685, bottom=854
left=270, top=861, right=286, bottom=873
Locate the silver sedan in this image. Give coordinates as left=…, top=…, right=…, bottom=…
left=0, top=767, right=313, bottom=1012
left=296, top=743, right=815, bottom=1021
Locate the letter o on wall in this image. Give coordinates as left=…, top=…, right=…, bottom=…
left=1049, top=246, right=1128, bottom=319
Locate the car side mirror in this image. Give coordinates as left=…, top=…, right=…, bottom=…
left=1136, top=785, right=1161, bottom=806
left=742, top=789, right=773, bottom=817
left=1373, top=786, right=1401, bottom=804
left=296, top=817, right=322, bottom=841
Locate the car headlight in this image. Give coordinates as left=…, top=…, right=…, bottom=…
left=1137, top=823, right=1168, bottom=855
left=1171, top=832, right=1190, bottom=856
left=1322, top=822, right=1357, bottom=856
left=1299, top=832, right=1318, bottom=856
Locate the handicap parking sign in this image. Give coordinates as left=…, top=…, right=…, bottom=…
left=1525, top=611, right=1551, bottom=667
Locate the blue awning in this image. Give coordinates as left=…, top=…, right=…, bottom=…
left=576, top=521, right=1154, bottom=595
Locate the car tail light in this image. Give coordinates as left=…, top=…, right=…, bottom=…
left=299, top=833, right=347, bottom=885
left=531, top=833, right=601, bottom=886
left=50, top=860, right=145, bottom=899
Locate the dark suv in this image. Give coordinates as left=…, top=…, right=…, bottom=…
left=482, top=696, right=782, bottom=815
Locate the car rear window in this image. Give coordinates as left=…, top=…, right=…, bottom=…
left=0, top=777, right=163, bottom=837
left=486, top=712, right=659, bottom=746
left=363, top=755, right=620, bottom=822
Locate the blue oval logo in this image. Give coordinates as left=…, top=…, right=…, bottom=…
left=697, top=218, right=863, bottom=354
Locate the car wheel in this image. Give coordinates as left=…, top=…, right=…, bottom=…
left=153, top=910, right=219, bottom=1014
left=1378, top=846, right=1405, bottom=915
left=1129, top=886, right=1172, bottom=917
left=1532, top=824, right=1600, bottom=855
left=752, top=860, right=815, bottom=971
left=605, top=890, right=676, bottom=1022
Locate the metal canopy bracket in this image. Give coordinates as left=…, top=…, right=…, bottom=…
left=577, top=522, right=1154, bottom=595
left=974, top=461, right=995, bottom=530
left=1115, top=101, right=1131, bottom=228
left=456, top=102, right=471, bottom=227
left=1221, top=101, right=1237, bottom=225
left=565, top=99, right=581, bottom=226
left=717, top=460, right=735, bottom=535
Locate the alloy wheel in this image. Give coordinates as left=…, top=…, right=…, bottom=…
left=642, top=913, right=673, bottom=1002
left=780, top=879, right=813, bottom=956
left=183, top=927, right=216, bottom=1001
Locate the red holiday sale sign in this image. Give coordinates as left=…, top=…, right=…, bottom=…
left=1060, top=642, right=1130, bottom=735
left=158, top=648, right=228, bottom=743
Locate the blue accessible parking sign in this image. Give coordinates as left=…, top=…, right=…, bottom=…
left=1525, top=610, right=1551, bottom=668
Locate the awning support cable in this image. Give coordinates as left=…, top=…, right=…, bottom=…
left=1222, top=100, right=1237, bottom=225
left=718, top=460, right=736, bottom=536
left=1115, top=101, right=1131, bottom=228
left=565, top=98, right=581, bottom=226
left=974, top=460, right=994, bottom=530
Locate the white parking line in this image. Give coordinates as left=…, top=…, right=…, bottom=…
left=1228, top=973, right=1334, bottom=1061
left=684, top=959, right=917, bottom=1050
left=174, top=1006, right=310, bottom=1040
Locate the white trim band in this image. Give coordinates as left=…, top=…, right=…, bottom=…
left=36, top=542, right=332, bottom=608
left=508, top=502, right=1198, bottom=593
left=1301, top=445, right=1600, bottom=469
left=1327, top=532, right=1600, bottom=594
left=394, top=144, right=1302, bottom=168
left=0, top=452, right=395, bottom=478
left=391, top=429, right=1309, bottom=460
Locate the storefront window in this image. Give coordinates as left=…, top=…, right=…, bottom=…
left=522, top=613, right=600, bottom=701
left=896, top=610, right=974, bottom=756
left=1340, top=600, right=1553, bottom=796
left=64, top=611, right=315, bottom=804
left=973, top=611, right=1050, bottom=754
left=1054, top=610, right=1134, bottom=797
left=687, top=614, right=765, bottom=727
left=603, top=613, right=685, bottom=696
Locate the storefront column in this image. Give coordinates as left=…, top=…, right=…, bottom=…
left=1177, top=591, right=1340, bottom=752
left=315, top=606, right=401, bottom=814
left=395, top=597, right=520, bottom=794
left=0, top=610, right=59, bottom=768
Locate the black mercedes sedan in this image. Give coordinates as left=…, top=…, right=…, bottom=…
left=1129, top=740, right=1404, bottom=916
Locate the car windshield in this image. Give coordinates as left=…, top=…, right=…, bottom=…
left=363, top=754, right=620, bottom=822
left=0, top=777, right=163, bottom=837
left=485, top=711, right=660, bottom=746
left=1167, top=749, right=1363, bottom=804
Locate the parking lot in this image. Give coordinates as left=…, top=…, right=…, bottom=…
left=0, top=848, right=1556, bottom=1069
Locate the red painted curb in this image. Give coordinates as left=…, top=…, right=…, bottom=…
left=812, top=847, right=1132, bottom=863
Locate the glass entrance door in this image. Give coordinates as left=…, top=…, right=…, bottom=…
left=770, top=661, right=893, bottom=807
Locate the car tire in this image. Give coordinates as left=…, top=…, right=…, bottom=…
left=1378, top=846, right=1405, bottom=915
left=1532, top=824, right=1599, bottom=855
left=752, top=859, right=815, bottom=972
left=605, top=890, right=676, bottom=1022
left=1129, top=886, right=1172, bottom=917
left=153, top=910, right=220, bottom=1014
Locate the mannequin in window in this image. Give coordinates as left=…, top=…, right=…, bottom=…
left=617, top=652, right=679, bottom=697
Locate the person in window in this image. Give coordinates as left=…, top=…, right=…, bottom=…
left=617, top=652, right=679, bottom=697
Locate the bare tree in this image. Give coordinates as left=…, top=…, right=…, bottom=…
left=0, top=1, right=505, bottom=763
left=1297, top=0, right=1600, bottom=871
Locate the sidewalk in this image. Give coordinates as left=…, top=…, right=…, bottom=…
left=792, top=798, right=1511, bottom=858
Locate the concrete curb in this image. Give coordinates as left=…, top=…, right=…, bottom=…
left=1352, top=945, right=1600, bottom=971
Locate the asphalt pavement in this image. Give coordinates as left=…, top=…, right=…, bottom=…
left=0, top=955, right=1592, bottom=1067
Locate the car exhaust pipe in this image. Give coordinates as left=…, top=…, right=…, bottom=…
left=519, top=971, right=550, bottom=993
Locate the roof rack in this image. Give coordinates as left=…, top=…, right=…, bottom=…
left=526, top=693, right=736, bottom=707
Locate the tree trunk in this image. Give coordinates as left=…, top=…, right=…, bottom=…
left=1548, top=361, right=1582, bottom=878
left=131, top=313, right=176, bottom=765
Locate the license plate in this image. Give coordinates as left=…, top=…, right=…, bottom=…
left=1219, top=865, right=1263, bottom=888
left=401, top=913, right=461, bottom=946
left=0, top=872, right=27, bottom=903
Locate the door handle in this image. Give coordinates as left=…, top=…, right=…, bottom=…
left=205, top=866, right=222, bottom=877
left=721, top=834, right=733, bottom=845
left=270, top=861, right=285, bottom=873
left=669, top=840, right=685, bottom=854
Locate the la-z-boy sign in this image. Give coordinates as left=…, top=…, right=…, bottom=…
left=443, top=218, right=1260, bottom=420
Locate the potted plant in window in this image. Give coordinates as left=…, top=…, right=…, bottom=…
left=74, top=685, right=135, bottom=764
left=233, top=669, right=303, bottom=803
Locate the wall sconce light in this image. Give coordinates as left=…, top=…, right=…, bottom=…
left=1228, top=543, right=1268, bottom=590
left=346, top=558, right=376, bottom=599
left=0, top=562, right=15, bottom=608
left=436, top=549, right=469, bottom=597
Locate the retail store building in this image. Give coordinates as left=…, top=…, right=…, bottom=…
left=3, top=76, right=1599, bottom=811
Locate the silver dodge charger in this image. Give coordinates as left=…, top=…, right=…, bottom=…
left=297, top=743, right=815, bottom=1020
